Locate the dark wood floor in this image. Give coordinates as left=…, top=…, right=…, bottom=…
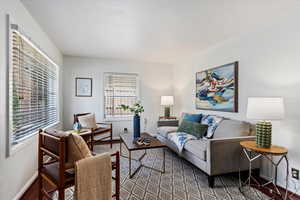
left=251, top=178, right=300, bottom=200
left=20, top=179, right=54, bottom=200
left=21, top=175, right=300, bottom=200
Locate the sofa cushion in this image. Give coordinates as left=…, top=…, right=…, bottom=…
left=157, top=126, right=178, bottom=138
left=183, top=113, right=202, bottom=123
left=184, top=139, right=207, bottom=161
left=201, top=115, right=224, bottom=138
left=177, top=120, right=208, bottom=139
left=213, top=119, right=251, bottom=139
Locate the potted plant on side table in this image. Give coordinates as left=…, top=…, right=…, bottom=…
left=120, top=102, right=144, bottom=141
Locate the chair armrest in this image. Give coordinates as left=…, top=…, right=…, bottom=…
left=206, top=136, right=260, bottom=175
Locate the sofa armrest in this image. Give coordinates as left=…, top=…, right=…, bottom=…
left=206, top=136, right=260, bottom=175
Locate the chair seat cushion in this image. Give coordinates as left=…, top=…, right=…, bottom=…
left=157, top=126, right=178, bottom=138
left=41, top=162, right=74, bottom=185
left=184, top=139, right=207, bottom=161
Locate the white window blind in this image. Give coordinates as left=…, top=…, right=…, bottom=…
left=104, top=73, right=138, bottom=119
left=9, top=29, right=59, bottom=145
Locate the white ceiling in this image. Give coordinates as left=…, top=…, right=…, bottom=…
left=22, top=0, right=300, bottom=64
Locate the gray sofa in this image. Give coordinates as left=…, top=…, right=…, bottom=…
left=156, top=115, right=260, bottom=188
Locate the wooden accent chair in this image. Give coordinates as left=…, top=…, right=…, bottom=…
left=38, top=129, right=120, bottom=200
left=74, top=113, right=113, bottom=150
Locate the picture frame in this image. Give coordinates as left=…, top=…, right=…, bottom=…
left=75, top=77, right=93, bottom=97
left=195, top=61, right=238, bottom=112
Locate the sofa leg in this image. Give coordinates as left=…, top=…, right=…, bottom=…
left=208, top=176, right=215, bottom=188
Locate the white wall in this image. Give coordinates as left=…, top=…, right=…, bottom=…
left=172, top=15, right=300, bottom=193
left=0, top=1, right=63, bottom=199
left=62, top=56, right=173, bottom=137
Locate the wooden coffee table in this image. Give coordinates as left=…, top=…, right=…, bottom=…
left=120, top=132, right=166, bottom=178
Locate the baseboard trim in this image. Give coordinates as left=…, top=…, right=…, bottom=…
left=13, top=171, right=38, bottom=200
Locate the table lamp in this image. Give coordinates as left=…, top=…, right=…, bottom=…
left=161, top=96, right=174, bottom=118
left=247, top=97, right=284, bottom=148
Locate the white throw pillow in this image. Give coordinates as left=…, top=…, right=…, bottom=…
left=78, top=114, right=97, bottom=129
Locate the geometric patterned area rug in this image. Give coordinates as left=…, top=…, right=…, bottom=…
left=53, top=144, right=269, bottom=200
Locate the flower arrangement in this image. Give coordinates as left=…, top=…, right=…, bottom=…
left=120, top=101, right=144, bottom=116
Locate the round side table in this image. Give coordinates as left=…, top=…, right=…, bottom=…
left=239, top=141, right=289, bottom=200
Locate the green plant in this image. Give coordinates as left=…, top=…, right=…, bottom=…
left=120, top=101, right=144, bottom=116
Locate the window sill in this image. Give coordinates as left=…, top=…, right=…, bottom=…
left=9, top=121, right=61, bottom=157
left=104, top=117, right=133, bottom=122
left=10, top=133, right=37, bottom=156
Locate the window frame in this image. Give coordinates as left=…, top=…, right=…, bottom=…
left=103, top=72, right=140, bottom=121
left=6, top=15, right=60, bottom=156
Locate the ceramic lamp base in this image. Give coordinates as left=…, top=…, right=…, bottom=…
left=256, top=121, right=272, bottom=148
left=164, top=106, right=170, bottom=118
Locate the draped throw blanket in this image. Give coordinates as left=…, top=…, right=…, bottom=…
left=167, top=132, right=197, bottom=154
left=75, top=153, right=112, bottom=200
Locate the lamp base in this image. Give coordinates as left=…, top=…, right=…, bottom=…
left=256, top=121, right=272, bottom=148
left=164, top=106, right=170, bottom=118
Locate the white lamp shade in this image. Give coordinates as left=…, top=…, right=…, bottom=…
left=161, top=96, right=174, bottom=106
left=246, top=97, right=284, bottom=120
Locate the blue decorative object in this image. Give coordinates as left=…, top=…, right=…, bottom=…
left=183, top=113, right=202, bottom=123
left=73, top=122, right=82, bottom=133
left=133, top=114, right=141, bottom=140
left=120, top=101, right=144, bottom=141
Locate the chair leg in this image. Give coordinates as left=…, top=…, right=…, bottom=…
left=90, top=133, right=94, bottom=151
left=38, top=175, right=42, bottom=200
left=58, top=188, right=65, bottom=200
left=110, top=134, right=113, bottom=148
left=208, top=176, right=215, bottom=188
left=91, top=141, right=94, bottom=151
left=116, top=151, right=120, bottom=200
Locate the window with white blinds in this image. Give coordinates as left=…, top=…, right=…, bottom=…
left=104, top=73, right=138, bottom=119
left=9, top=29, right=59, bottom=145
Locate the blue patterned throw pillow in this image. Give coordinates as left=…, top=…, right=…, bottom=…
left=183, top=113, right=203, bottom=123
left=201, top=115, right=224, bottom=138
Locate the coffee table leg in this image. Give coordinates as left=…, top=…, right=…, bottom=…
left=120, top=145, right=166, bottom=178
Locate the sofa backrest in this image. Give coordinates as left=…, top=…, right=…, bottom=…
left=178, top=112, right=254, bottom=139
left=213, top=119, right=251, bottom=139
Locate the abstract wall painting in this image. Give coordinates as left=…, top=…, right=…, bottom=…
left=196, top=62, right=238, bottom=112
